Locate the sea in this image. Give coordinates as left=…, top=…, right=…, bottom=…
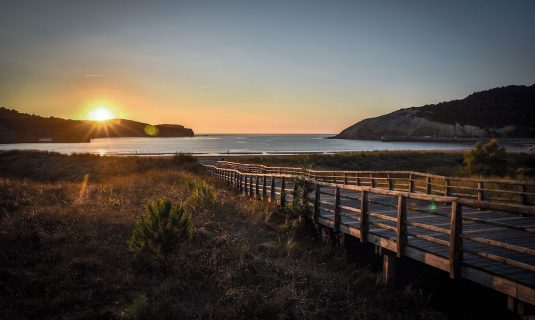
left=0, top=134, right=471, bottom=156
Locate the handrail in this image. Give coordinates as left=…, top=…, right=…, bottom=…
left=215, top=161, right=535, bottom=206
left=216, top=160, right=535, bottom=185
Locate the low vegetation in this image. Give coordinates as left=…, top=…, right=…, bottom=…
left=229, top=148, right=535, bottom=178
left=128, top=199, right=193, bottom=266
left=462, top=139, right=507, bottom=176
left=0, top=151, right=518, bottom=319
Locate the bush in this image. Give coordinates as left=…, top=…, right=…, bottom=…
left=128, top=199, right=193, bottom=264
left=187, top=180, right=216, bottom=213
left=281, top=177, right=315, bottom=230
left=463, top=139, right=507, bottom=176
left=291, top=177, right=315, bottom=211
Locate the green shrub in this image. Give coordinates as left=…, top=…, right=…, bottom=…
left=463, top=139, right=507, bottom=176
left=291, top=177, right=314, bottom=210
left=187, top=180, right=216, bottom=213
left=128, top=199, right=192, bottom=264
left=281, top=177, right=315, bottom=230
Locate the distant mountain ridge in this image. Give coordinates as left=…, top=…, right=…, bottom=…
left=0, top=108, right=194, bottom=143
left=335, top=84, right=535, bottom=140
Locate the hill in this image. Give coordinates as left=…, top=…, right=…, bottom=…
left=335, top=84, right=535, bottom=140
left=0, top=108, right=194, bottom=143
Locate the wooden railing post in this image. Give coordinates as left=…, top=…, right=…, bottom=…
left=449, top=201, right=463, bottom=279
left=356, top=175, right=360, bottom=186
left=280, top=177, right=286, bottom=208
left=387, top=174, right=392, bottom=190
left=360, top=191, right=369, bottom=243
left=313, top=184, right=320, bottom=224
left=343, top=173, right=348, bottom=185
left=409, top=173, right=414, bottom=193
left=520, top=184, right=528, bottom=205
left=262, top=175, right=267, bottom=200
left=292, top=180, right=298, bottom=206
left=444, top=178, right=450, bottom=196
left=396, top=195, right=407, bottom=258
left=250, top=176, right=255, bottom=198
left=477, top=181, right=484, bottom=201
left=255, top=175, right=260, bottom=199
left=270, top=177, right=276, bottom=203
left=370, top=174, right=376, bottom=188
left=334, top=187, right=341, bottom=233
left=233, top=172, right=237, bottom=189
left=426, top=176, right=432, bottom=194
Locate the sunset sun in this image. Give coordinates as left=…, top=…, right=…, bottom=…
left=88, top=106, right=115, bottom=122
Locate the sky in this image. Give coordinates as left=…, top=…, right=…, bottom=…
left=1, top=0, right=534, bottom=134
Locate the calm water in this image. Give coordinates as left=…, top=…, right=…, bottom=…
left=0, top=134, right=470, bottom=155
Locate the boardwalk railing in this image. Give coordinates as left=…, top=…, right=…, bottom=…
left=215, top=161, right=535, bottom=206
left=205, top=164, right=535, bottom=309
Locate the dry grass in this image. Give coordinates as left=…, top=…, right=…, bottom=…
left=228, top=150, right=535, bottom=178
left=0, top=151, right=511, bottom=319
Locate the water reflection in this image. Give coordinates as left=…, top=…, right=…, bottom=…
left=0, top=134, right=470, bottom=155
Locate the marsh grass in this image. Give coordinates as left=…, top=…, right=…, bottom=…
left=0, top=150, right=496, bottom=319
left=230, top=150, right=535, bottom=178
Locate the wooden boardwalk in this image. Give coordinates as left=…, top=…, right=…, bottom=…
left=205, top=163, right=535, bottom=316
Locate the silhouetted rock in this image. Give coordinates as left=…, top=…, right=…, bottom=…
left=335, top=84, right=535, bottom=140
left=0, top=108, right=194, bottom=143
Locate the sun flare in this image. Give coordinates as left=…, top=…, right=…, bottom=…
left=88, top=106, right=115, bottom=122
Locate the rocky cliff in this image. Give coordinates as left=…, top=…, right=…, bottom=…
left=335, top=84, right=535, bottom=140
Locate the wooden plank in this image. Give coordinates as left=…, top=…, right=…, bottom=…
left=408, top=232, right=450, bottom=247
left=404, top=246, right=450, bottom=272
left=461, top=234, right=535, bottom=257
left=407, top=221, right=451, bottom=235
left=462, top=266, right=535, bottom=305
left=463, top=247, right=535, bottom=273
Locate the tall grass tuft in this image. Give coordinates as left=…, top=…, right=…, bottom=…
left=187, top=180, right=216, bottom=214
left=128, top=199, right=192, bottom=265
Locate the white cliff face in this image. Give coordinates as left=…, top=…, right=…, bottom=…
left=336, top=109, right=513, bottom=140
